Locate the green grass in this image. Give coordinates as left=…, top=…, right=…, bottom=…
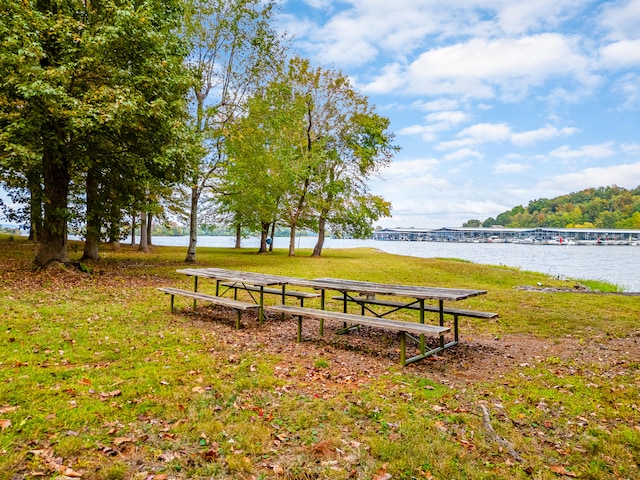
left=0, top=237, right=638, bottom=479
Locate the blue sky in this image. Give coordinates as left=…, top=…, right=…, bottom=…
left=277, top=0, right=640, bottom=228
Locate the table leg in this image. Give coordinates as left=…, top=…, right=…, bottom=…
left=320, top=290, right=325, bottom=336
left=439, top=299, right=445, bottom=350
left=259, top=286, right=265, bottom=324
left=419, top=299, right=425, bottom=354
left=193, top=276, right=199, bottom=310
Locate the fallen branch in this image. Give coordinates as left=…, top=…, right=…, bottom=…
left=478, top=402, right=524, bottom=463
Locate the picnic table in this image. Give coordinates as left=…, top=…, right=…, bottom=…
left=278, top=277, right=490, bottom=364
left=160, top=269, right=495, bottom=365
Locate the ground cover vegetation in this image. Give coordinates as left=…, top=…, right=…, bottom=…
left=465, top=186, right=640, bottom=230
left=1, top=236, right=638, bottom=479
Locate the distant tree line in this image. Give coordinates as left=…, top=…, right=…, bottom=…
left=0, top=0, right=397, bottom=268
left=464, top=186, right=640, bottom=229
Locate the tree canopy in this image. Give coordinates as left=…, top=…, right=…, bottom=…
left=465, top=186, right=640, bottom=229
left=0, top=0, right=192, bottom=266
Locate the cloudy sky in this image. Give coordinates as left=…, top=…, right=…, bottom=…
left=277, top=0, right=640, bottom=228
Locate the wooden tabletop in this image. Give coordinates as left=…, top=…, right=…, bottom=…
left=175, top=269, right=486, bottom=301
left=176, top=268, right=291, bottom=286
left=299, top=277, right=486, bottom=301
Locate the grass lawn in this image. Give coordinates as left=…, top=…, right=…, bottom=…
left=0, top=236, right=638, bottom=479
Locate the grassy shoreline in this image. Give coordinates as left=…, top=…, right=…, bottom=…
left=1, top=237, right=638, bottom=479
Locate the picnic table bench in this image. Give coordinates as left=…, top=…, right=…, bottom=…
left=266, top=304, right=451, bottom=366
left=158, top=287, right=259, bottom=329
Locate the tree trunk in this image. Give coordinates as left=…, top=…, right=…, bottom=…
left=108, top=208, right=121, bottom=249
left=312, top=213, right=328, bottom=257
left=288, top=225, right=297, bottom=257
left=258, top=222, right=270, bottom=253
left=269, top=221, right=276, bottom=252
left=147, top=212, right=153, bottom=246
left=234, top=223, right=241, bottom=248
left=81, top=168, right=101, bottom=262
left=33, top=150, right=70, bottom=268
left=138, top=211, right=149, bottom=252
left=130, top=212, right=136, bottom=246
left=185, top=186, right=199, bottom=262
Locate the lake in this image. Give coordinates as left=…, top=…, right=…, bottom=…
left=147, top=235, right=640, bottom=292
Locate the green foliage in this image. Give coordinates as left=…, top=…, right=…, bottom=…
left=475, top=186, right=640, bottom=229
left=0, top=0, right=193, bottom=265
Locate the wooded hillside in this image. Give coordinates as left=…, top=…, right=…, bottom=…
left=465, top=186, right=640, bottom=229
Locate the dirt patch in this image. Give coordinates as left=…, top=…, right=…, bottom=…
left=189, top=305, right=640, bottom=388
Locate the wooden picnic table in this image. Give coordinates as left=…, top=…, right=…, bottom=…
left=284, top=277, right=488, bottom=363
left=168, top=269, right=493, bottom=365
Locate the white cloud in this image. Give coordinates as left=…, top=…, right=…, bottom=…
left=400, top=110, right=469, bottom=141
left=458, top=122, right=511, bottom=142
left=361, top=63, right=406, bottom=94
left=493, top=162, right=531, bottom=174
left=511, top=125, right=578, bottom=147
left=436, top=122, right=578, bottom=149
left=412, top=99, right=460, bottom=111
left=380, top=158, right=440, bottom=179
left=613, top=73, right=640, bottom=110
left=443, top=149, right=483, bottom=162
left=404, top=34, right=592, bottom=99
left=497, top=0, right=593, bottom=34
left=537, top=162, right=640, bottom=190
left=621, top=143, right=640, bottom=155
left=600, top=0, right=640, bottom=41
left=550, top=142, right=616, bottom=161
left=599, top=39, right=640, bottom=68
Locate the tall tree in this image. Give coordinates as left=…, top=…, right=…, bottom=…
left=223, top=81, right=304, bottom=253
left=180, top=0, right=284, bottom=263
left=0, top=0, right=191, bottom=268
left=282, top=59, right=398, bottom=257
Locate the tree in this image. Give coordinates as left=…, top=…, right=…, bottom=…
left=277, top=58, right=398, bottom=257
left=0, top=0, right=192, bottom=267
left=223, top=80, right=306, bottom=254
left=463, top=219, right=482, bottom=227
left=180, top=0, right=284, bottom=263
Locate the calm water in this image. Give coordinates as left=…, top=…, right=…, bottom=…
left=150, top=235, right=640, bottom=292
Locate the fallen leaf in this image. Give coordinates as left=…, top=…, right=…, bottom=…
left=0, top=419, right=11, bottom=431
left=550, top=465, right=578, bottom=477
left=113, top=436, right=135, bottom=445
left=372, top=463, right=392, bottom=480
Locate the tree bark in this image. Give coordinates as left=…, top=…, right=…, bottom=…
left=146, top=212, right=153, bottom=245
left=138, top=211, right=149, bottom=252
left=269, top=221, right=276, bottom=252
left=258, top=222, right=270, bottom=253
left=33, top=149, right=70, bottom=268
left=130, top=212, right=136, bottom=246
left=288, top=225, right=297, bottom=257
left=312, top=212, right=328, bottom=257
left=185, top=186, right=200, bottom=262
left=81, top=168, right=101, bottom=262
left=234, top=223, right=241, bottom=248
